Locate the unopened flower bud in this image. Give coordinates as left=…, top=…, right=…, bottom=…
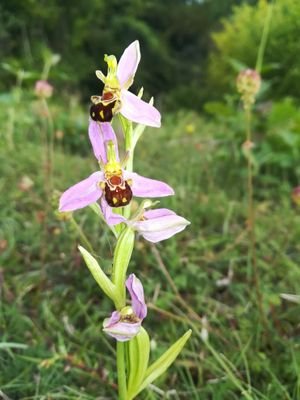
left=236, top=69, right=261, bottom=109
left=35, top=80, right=53, bottom=98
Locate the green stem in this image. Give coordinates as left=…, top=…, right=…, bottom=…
left=42, top=98, right=55, bottom=194
left=112, top=227, right=135, bottom=306
left=111, top=225, right=134, bottom=397
left=119, top=114, right=134, bottom=220
left=42, top=60, right=51, bottom=81
left=245, top=107, right=266, bottom=333
left=255, top=0, right=274, bottom=73
left=117, top=341, right=127, bottom=399
left=70, top=217, right=95, bottom=255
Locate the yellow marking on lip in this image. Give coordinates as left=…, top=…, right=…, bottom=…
left=122, top=197, right=127, bottom=203
left=112, top=197, right=118, bottom=205
left=99, top=110, right=105, bottom=119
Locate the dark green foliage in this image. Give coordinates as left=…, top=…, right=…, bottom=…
left=0, top=0, right=256, bottom=109
left=204, top=95, right=300, bottom=184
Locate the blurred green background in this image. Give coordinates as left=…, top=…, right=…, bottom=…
left=2, top=0, right=300, bottom=109
left=1, top=0, right=300, bottom=399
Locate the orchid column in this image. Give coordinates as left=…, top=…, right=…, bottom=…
left=59, top=41, right=191, bottom=400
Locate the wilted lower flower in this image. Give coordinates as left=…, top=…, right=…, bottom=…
left=90, top=40, right=161, bottom=127
left=236, top=69, right=261, bottom=109
left=35, top=80, right=53, bottom=98
left=103, top=274, right=147, bottom=341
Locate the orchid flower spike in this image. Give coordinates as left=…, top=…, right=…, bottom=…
left=90, top=40, right=161, bottom=127
left=103, top=274, right=147, bottom=341
left=59, top=123, right=174, bottom=223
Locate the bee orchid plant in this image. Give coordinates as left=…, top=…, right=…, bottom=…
left=59, top=40, right=191, bottom=400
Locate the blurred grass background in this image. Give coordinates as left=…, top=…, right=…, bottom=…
left=1, top=0, right=300, bottom=399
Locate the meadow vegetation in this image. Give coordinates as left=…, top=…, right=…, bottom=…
left=1, top=0, right=300, bottom=399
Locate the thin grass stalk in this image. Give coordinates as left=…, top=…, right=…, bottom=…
left=244, top=107, right=266, bottom=333
left=70, top=217, right=95, bottom=255
left=255, top=0, right=274, bottom=74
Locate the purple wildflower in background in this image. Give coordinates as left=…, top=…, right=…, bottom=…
left=103, top=274, right=147, bottom=341
left=35, top=80, right=53, bottom=98
left=90, top=40, right=161, bottom=127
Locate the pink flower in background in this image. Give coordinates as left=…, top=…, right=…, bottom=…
left=90, top=41, right=161, bottom=127
left=35, top=80, right=53, bottom=98
left=292, top=186, right=300, bottom=206
left=103, top=274, right=147, bottom=341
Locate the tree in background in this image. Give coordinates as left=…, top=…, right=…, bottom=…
left=0, top=0, right=255, bottom=110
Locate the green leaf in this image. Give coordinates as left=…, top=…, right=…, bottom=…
left=130, top=330, right=192, bottom=398
left=127, top=328, right=150, bottom=399
left=0, top=342, right=28, bottom=350
left=112, top=227, right=135, bottom=304
left=78, top=246, right=120, bottom=304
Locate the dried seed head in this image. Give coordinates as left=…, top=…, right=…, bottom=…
left=35, top=80, right=53, bottom=98
left=236, top=69, right=261, bottom=109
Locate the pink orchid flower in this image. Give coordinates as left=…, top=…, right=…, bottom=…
left=90, top=40, right=161, bottom=127
left=103, top=274, right=147, bottom=341
left=59, top=123, right=174, bottom=219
